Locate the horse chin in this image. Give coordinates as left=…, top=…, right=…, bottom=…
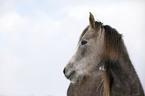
left=69, top=75, right=78, bottom=84
left=70, top=74, right=85, bottom=84
left=70, top=79, right=76, bottom=84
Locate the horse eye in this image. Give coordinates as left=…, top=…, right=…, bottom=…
left=81, top=40, right=88, bottom=45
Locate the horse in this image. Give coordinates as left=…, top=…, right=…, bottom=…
left=63, top=12, right=144, bottom=96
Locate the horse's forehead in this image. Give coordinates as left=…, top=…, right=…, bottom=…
left=83, top=26, right=103, bottom=40
left=82, top=29, right=95, bottom=40
left=79, top=22, right=103, bottom=42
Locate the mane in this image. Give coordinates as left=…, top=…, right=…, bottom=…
left=103, top=25, right=123, bottom=60
left=102, top=25, right=144, bottom=96
left=102, top=25, right=124, bottom=96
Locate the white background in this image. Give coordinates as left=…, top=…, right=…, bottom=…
left=0, top=0, right=145, bottom=96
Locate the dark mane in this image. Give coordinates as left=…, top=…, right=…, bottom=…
left=103, top=25, right=123, bottom=60
left=102, top=25, right=144, bottom=96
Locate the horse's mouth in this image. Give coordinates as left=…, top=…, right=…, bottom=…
left=64, top=70, right=76, bottom=80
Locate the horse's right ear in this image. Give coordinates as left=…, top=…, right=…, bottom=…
left=89, top=12, right=95, bottom=29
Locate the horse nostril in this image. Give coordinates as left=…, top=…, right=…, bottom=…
left=66, top=70, right=76, bottom=79
left=63, top=68, right=66, bottom=74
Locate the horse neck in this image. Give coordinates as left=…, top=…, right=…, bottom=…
left=104, top=52, right=144, bottom=96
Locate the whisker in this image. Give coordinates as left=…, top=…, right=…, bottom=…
left=100, top=83, right=104, bottom=96
left=97, top=80, right=104, bottom=91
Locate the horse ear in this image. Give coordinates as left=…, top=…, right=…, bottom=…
left=89, top=12, right=95, bottom=29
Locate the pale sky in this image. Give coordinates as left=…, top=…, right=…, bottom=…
left=0, top=0, right=145, bottom=96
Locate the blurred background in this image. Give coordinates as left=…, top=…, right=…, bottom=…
left=0, top=0, right=145, bottom=96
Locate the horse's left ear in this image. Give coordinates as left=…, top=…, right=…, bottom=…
left=89, top=12, right=95, bottom=29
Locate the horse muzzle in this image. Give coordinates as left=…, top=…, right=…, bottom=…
left=63, top=67, right=76, bottom=81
